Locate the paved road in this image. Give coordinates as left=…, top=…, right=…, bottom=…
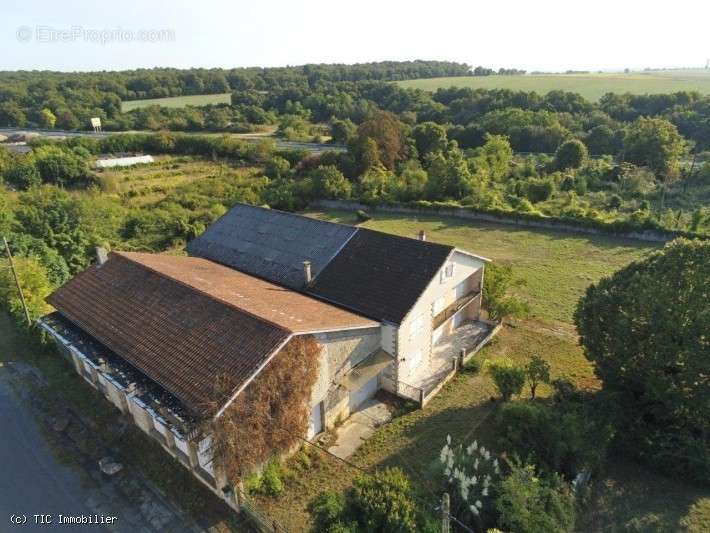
left=0, top=367, right=124, bottom=532
left=0, top=127, right=346, bottom=153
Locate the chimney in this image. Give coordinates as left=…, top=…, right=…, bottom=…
left=418, top=230, right=427, bottom=241
left=96, top=246, right=109, bottom=266
left=303, top=261, right=312, bottom=285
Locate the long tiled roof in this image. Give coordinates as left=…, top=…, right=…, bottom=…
left=47, top=253, right=374, bottom=416
left=186, top=203, right=357, bottom=289
left=115, top=252, right=376, bottom=333
left=308, top=228, right=453, bottom=324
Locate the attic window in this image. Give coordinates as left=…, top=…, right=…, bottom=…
left=440, top=263, right=455, bottom=283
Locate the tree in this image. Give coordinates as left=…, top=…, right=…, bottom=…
left=412, top=122, right=448, bottom=158
left=574, top=239, right=710, bottom=481
left=38, top=108, right=57, bottom=129
left=0, top=255, right=54, bottom=327
left=482, top=263, right=529, bottom=322
left=264, top=156, right=290, bottom=179
left=309, top=165, right=352, bottom=200
left=353, top=111, right=404, bottom=171
left=496, top=461, right=576, bottom=533
left=525, top=355, right=551, bottom=399
left=358, top=164, right=395, bottom=203
left=33, top=145, right=89, bottom=186
left=485, top=359, right=526, bottom=401
left=623, top=117, right=688, bottom=180
left=471, top=134, right=513, bottom=181
left=554, top=139, right=588, bottom=170
left=330, top=118, right=357, bottom=145
left=4, top=157, right=41, bottom=189
left=0, top=102, right=27, bottom=127
left=426, top=143, right=474, bottom=200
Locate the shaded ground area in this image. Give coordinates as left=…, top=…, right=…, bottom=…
left=0, top=364, right=127, bottom=532
left=0, top=313, right=250, bottom=533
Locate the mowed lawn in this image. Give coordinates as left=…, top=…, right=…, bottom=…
left=398, top=69, right=710, bottom=100
left=256, top=209, right=708, bottom=532
left=121, top=92, right=232, bottom=111
left=307, top=209, right=658, bottom=324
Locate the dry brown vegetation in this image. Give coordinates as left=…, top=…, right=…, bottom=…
left=210, top=336, right=321, bottom=481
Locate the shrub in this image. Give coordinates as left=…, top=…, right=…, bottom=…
left=260, top=460, right=285, bottom=496
left=309, top=491, right=351, bottom=532
left=310, top=468, right=432, bottom=533
left=555, top=139, right=588, bottom=170
left=493, top=401, right=608, bottom=478
left=496, top=461, right=576, bottom=533
left=521, top=177, right=556, bottom=203
left=607, top=194, right=623, bottom=209
left=356, top=209, right=371, bottom=222
left=436, top=435, right=502, bottom=528
left=485, top=359, right=526, bottom=401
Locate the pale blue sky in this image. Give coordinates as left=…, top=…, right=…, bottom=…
left=2, top=0, right=709, bottom=72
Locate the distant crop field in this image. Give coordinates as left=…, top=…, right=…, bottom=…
left=121, top=93, right=232, bottom=111
left=398, top=69, right=710, bottom=100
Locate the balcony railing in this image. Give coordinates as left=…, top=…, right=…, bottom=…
left=432, top=290, right=481, bottom=330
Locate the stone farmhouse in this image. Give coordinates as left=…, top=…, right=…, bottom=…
left=39, top=203, right=497, bottom=506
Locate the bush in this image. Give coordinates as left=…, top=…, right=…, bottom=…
left=485, top=359, right=526, bottom=401
left=309, top=491, right=351, bottom=532
left=356, top=209, right=371, bottom=222
left=493, top=401, right=608, bottom=478
left=245, top=459, right=284, bottom=496
left=607, top=194, right=623, bottom=209
left=310, top=468, right=433, bottom=533
left=496, top=461, right=576, bottom=533
left=555, top=139, right=588, bottom=170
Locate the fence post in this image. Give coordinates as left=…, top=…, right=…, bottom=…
left=441, top=492, right=450, bottom=533
left=419, top=388, right=424, bottom=407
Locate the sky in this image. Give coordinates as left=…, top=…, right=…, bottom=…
left=2, top=0, right=709, bottom=72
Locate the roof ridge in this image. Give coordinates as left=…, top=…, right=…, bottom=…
left=223, top=202, right=357, bottom=231
left=356, top=226, right=454, bottom=250
left=113, top=252, right=294, bottom=334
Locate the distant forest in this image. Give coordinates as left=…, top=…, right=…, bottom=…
left=1, top=61, right=709, bottom=158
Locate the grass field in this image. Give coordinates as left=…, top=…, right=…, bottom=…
left=398, top=69, right=710, bottom=100
left=252, top=209, right=708, bottom=531
left=308, top=209, right=658, bottom=323
left=121, top=93, right=232, bottom=112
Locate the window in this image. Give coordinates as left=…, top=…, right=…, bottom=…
left=409, top=314, right=425, bottom=339
left=440, top=262, right=455, bottom=283
left=433, top=296, right=445, bottom=315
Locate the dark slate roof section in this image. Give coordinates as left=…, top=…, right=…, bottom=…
left=308, top=228, right=454, bottom=324
left=47, top=254, right=290, bottom=417
left=186, top=203, right=357, bottom=289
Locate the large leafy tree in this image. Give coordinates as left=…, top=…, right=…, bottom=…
left=574, top=239, right=709, bottom=481
left=352, top=111, right=405, bottom=171
left=623, top=117, right=688, bottom=180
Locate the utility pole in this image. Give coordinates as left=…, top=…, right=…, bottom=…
left=441, top=492, right=450, bottom=533
left=2, top=236, right=31, bottom=326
